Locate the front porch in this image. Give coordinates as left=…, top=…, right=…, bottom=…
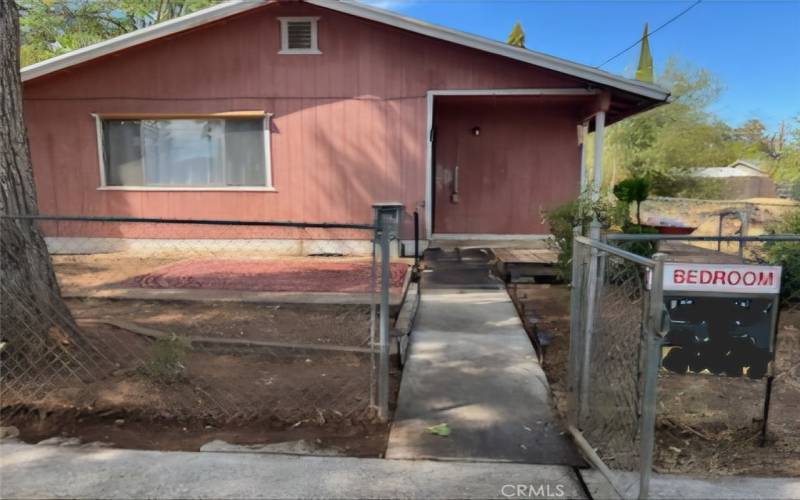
left=424, top=88, right=626, bottom=241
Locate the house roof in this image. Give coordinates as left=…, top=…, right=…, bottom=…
left=20, top=0, right=670, bottom=103
left=693, top=160, right=770, bottom=178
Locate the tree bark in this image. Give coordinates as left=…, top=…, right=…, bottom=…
left=0, top=1, right=83, bottom=354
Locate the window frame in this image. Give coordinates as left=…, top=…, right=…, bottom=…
left=93, top=112, right=275, bottom=192
left=278, top=16, right=321, bottom=55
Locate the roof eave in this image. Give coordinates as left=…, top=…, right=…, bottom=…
left=20, top=0, right=671, bottom=104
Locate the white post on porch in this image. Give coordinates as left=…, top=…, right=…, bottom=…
left=578, top=122, right=588, bottom=190
left=592, top=110, right=605, bottom=206
left=587, top=109, right=606, bottom=241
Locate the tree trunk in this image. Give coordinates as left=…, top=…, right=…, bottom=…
left=636, top=200, right=642, bottom=226
left=0, top=1, right=83, bottom=355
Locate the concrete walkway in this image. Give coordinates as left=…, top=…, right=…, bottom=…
left=386, top=249, right=581, bottom=464
left=581, top=469, right=800, bottom=500
left=0, top=442, right=585, bottom=499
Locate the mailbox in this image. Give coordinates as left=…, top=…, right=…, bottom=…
left=372, top=202, right=405, bottom=239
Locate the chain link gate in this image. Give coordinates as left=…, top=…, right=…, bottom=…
left=569, top=231, right=799, bottom=499
left=606, top=233, right=800, bottom=446
left=567, top=234, right=666, bottom=500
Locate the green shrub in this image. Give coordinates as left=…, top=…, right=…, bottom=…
left=610, top=177, right=659, bottom=257
left=764, top=210, right=800, bottom=302
left=613, top=176, right=650, bottom=225
left=140, top=334, right=191, bottom=384
left=544, top=194, right=617, bottom=281
left=545, top=200, right=586, bottom=281
left=617, top=222, right=659, bottom=258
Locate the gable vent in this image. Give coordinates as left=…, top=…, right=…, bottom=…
left=279, top=17, right=320, bottom=54
left=287, top=21, right=313, bottom=49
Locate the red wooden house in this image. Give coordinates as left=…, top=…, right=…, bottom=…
left=21, top=0, right=669, bottom=253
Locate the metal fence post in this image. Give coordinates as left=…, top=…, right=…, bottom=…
left=739, top=209, right=751, bottom=259
left=578, top=221, right=602, bottom=423
left=369, top=229, right=379, bottom=409
left=413, top=210, right=420, bottom=268
left=378, top=213, right=391, bottom=420
left=568, top=226, right=585, bottom=427
left=638, top=253, right=666, bottom=500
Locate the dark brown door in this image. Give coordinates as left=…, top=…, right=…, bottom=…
left=432, top=96, right=581, bottom=235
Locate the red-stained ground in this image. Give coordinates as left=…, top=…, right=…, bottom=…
left=121, top=259, right=408, bottom=293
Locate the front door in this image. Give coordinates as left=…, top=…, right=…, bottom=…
left=432, top=96, right=581, bottom=235
left=433, top=99, right=502, bottom=234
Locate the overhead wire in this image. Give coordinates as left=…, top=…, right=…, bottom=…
left=595, top=0, right=703, bottom=68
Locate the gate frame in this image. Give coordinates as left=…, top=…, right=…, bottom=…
left=567, top=234, right=666, bottom=500
left=572, top=231, right=799, bottom=499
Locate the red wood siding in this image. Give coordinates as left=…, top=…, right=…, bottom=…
left=23, top=2, right=586, bottom=238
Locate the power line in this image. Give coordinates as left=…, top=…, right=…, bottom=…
left=595, top=0, right=703, bottom=69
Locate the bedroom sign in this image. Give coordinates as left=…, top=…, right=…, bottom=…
left=663, top=263, right=782, bottom=295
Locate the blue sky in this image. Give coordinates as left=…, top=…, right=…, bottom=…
left=361, top=0, right=800, bottom=132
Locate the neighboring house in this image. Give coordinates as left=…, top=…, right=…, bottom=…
left=21, top=0, right=669, bottom=252
left=692, top=160, right=777, bottom=199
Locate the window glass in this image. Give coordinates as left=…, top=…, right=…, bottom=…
left=101, top=118, right=268, bottom=187
left=224, top=119, right=267, bottom=186
left=102, top=120, right=143, bottom=186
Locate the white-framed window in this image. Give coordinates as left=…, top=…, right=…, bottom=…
left=94, top=115, right=273, bottom=190
left=278, top=16, right=321, bottom=54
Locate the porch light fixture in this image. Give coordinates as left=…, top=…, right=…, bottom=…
left=471, top=126, right=481, bottom=136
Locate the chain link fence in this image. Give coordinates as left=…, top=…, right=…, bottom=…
left=567, top=235, right=663, bottom=499
left=1, top=214, right=401, bottom=427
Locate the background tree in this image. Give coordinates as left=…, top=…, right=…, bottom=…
left=731, top=117, right=796, bottom=164
left=635, top=23, right=654, bottom=83
left=584, top=51, right=800, bottom=199
left=589, top=58, right=738, bottom=196
left=1, top=1, right=85, bottom=356
left=735, top=119, right=769, bottom=151
left=507, top=21, right=526, bottom=48
left=770, top=117, right=800, bottom=184
left=18, top=0, right=216, bottom=66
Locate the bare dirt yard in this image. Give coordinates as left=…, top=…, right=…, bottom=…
left=641, top=197, right=799, bottom=237
left=2, top=299, right=402, bottom=457
left=69, top=298, right=375, bottom=346
left=510, top=283, right=800, bottom=477
left=52, top=253, right=409, bottom=298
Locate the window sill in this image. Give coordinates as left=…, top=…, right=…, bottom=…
left=278, top=49, right=322, bottom=55
left=97, top=186, right=278, bottom=192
